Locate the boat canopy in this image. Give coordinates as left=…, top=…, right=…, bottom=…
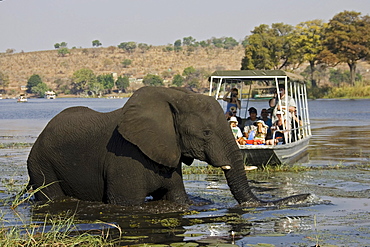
left=209, top=70, right=304, bottom=83
left=208, top=70, right=305, bottom=99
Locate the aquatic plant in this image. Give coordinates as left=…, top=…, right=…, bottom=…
left=0, top=213, right=120, bottom=246
left=182, top=165, right=225, bottom=175
left=0, top=142, right=33, bottom=149
left=0, top=180, right=122, bottom=246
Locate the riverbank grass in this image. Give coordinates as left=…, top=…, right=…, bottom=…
left=0, top=182, right=121, bottom=246
left=325, top=82, right=370, bottom=98
left=0, top=213, right=119, bottom=247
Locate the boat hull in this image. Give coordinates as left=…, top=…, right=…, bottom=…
left=239, top=137, right=311, bottom=166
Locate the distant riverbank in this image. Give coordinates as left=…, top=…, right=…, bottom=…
left=2, top=83, right=370, bottom=100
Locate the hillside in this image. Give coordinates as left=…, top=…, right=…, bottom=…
left=2, top=45, right=370, bottom=97
left=0, top=46, right=245, bottom=94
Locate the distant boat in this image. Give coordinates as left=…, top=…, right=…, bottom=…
left=44, top=91, right=56, bottom=99
left=17, top=94, right=27, bottom=103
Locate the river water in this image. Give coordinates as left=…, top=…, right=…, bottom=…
left=0, top=97, right=369, bottom=246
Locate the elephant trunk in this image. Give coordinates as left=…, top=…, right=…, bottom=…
left=222, top=153, right=310, bottom=207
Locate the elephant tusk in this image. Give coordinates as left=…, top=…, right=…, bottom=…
left=221, top=165, right=231, bottom=170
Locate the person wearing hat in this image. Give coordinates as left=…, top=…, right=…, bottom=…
left=228, top=116, right=246, bottom=145
left=266, top=110, right=287, bottom=145
left=229, top=106, right=243, bottom=129
left=243, top=107, right=261, bottom=139
left=269, top=84, right=296, bottom=123
left=253, top=120, right=269, bottom=144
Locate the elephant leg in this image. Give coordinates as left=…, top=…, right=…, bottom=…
left=105, top=162, right=148, bottom=206
left=155, top=169, right=190, bottom=204
left=28, top=161, right=65, bottom=201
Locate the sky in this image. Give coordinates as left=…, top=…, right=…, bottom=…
left=1, top=0, right=370, bottom=53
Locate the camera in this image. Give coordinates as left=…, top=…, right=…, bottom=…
left=230, top=93, right=236, bottom=98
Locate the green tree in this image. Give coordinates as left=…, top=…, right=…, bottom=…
left=241, top=37, right=249, bottom=48
left=26, top=74, right=42, bottom=93
left=174, top=39, right=182, bottom=47
left=118, top=42, right=137, bottom=52
left=116, top=75, right=130, bottom=92
left=54, top=43, right=60, bottom=49
left=121, top=59, right=132, bottom=68
left=97, top=74, right=114, bottom=93
left=174, top=39, right=182, bottom=51
left=182, top=66, right=203, bottom=89
left=58, top=47, right=70, bottom=57
left=72, top=68, right=97, bottom=94
left=223, top=37, right=239, bottom=49
left=54, top=78, right=72, bottom=94
left=182, top=66, right=196, bottom=77
left=0, top=72, right=9, bottom=91
left=329, top=68, right=362, bottom=85
left=142, top=74, right=163, bottom=86
left=271, top=22, right=298, bottom=69
left=88, top=81, right=104, bottom=97
left=183, top=36, right=196, bottom=46
left=164, top=45, right=174, bottom=52
left=211, top=37, right=224, bottom=48
left=60, top=42, right=67, bottom=48
left=31, top=82, right=49, bottom=97
left=92, top=40, right=102, bottom=47
left=324, top=10, right=370, bottom=85
left=241, top=24, right=276, bottom=70
left=294, top=20, right=327, bottom=88
left=199, top=40, right=210, bottom=48
left=241, top=23, right=296, bottom=70
left=172, top=74, right=184, bottom=87
left=138, top=43, right=150, bottom=52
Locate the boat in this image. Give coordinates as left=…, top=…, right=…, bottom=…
left=208, top=70, right=312, bottom=166
left=44, top=91, right=56, bottom=99
left=17, top=93, right=28, bottom=103
left=252, top=86, right=275, bottom=99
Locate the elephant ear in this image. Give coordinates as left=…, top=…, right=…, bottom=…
left=117, top=87, right=181, bottom=168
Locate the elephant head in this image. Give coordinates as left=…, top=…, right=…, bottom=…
left=117, top=87, right=310, bottom=206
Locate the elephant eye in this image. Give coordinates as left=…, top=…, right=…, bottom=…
left=203, top=130, right=212, bottom=137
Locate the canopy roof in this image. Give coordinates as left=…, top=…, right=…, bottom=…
left=209, top=70, right=304, bottom=82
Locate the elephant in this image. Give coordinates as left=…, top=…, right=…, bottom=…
left=27, top=86, right=310, bottom=206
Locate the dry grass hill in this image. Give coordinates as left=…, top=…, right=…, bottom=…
left=2, top=45, right=370, bottom=97
left=0, top=45, right=245, bottom=95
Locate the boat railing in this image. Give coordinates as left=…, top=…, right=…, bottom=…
left=271, top=124, right=311, bottom=144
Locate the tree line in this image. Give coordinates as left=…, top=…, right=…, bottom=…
left=48, top=9, right=370, bottom=89
left=25, top=70, right=130, bottom=97
left=22, top=65, right=207, bottom=97
left=51, top=35, right=240, bottom=57
left=241, top=10, right=370, bottom=87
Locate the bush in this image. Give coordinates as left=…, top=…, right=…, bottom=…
left=31, top=82, right=49, bottom=97
left=325, top=83, right=370, bottom=98
left=26, top=74, right=43, bottom=93
left=143, top=74, right=163, bottom=86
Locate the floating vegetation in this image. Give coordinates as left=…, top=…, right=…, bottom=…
left=259, top=162, right=370, bottom=173
left=0, top=142, right=33, bottom=149
left=183, top=162, right=370, bottom=175
left=182, top=165, right=224, bottom=175
left=122, top=235, right=149, bottom=240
